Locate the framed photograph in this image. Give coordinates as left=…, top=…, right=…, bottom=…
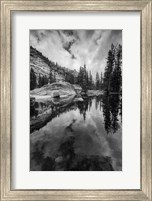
left=0, top=0, right=151, bottom=200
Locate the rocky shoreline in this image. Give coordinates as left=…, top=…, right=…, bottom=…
left=30, top=82, right=103, bottom=133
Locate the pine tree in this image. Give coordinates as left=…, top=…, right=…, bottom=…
left=82, top=64, right=87, bottom=91
left=88, top=71, right=93, bottom=90
left=38, top=74, right=42, bottom=88
left=103, top=43, right=122, bottom=93
left=49, top=69, right=53, bottom=84
left=96, top=72, right=100, bottom=90
left=100, top=72, right=103, bottom=89
left=43, top=75, right=48, bottom=85
left=116, top=44, right=122, bottom=92
left=103, top=43, right=115, bottom=92
left=86, top=70, right=89, bottom=88
left=30, top=68, right=37, bottom=90
left=67, top=73, right=74, bottom=84
left=110, top=44, right=122, bottom=92
left=53, top=71, right=56, bottom=82
left=77, top=67, right=83, bottom=87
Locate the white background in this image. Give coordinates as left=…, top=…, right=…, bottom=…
left=12, top=12, right=140, bottom=189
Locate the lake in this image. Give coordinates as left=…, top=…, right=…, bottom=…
left=30, top=94, right=122, bottom=171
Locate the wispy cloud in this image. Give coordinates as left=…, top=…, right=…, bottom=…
left=30, top=30, right=122, bottom=78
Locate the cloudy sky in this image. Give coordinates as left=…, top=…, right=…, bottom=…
left=30, top=30, right=122, bottom=78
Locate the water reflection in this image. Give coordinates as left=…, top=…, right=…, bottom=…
left=102, top=95, right=122, bottom=134
left=30, top=94, right=122, bottom=171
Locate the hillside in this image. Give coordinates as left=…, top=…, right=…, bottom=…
left=30, top=46, right=78, bottom=84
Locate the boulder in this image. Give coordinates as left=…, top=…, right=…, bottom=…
left=53, top=91, right=60, bottom=98
left=31, top=81, right=77, bottom=99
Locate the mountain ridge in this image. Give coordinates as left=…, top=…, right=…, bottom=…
left=30, top=46, right=78, bottom=84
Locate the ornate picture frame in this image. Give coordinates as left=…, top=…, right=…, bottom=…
left=0, top=0, right=151, bottom=200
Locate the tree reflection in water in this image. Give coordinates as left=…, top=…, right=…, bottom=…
left=76, top=94, right=122, bottom=134
left=30, top=94, right=122, bottom=171
left=31, top=94, right=122, bottom=134
left=77, top=99, right=89, bottom=121
left=102, top=94, right=122, bottom=134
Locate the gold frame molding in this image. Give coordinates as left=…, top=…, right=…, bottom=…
left=0, top=0, right=151, bottom=200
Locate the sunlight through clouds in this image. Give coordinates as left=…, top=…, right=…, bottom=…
left=30, top=30, right=122, bottom=78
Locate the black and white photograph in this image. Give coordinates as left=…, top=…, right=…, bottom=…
left=30, top=30, right=122, bottom=171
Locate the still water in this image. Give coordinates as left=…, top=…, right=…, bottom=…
left=30, top=95, right=122, bottom=171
